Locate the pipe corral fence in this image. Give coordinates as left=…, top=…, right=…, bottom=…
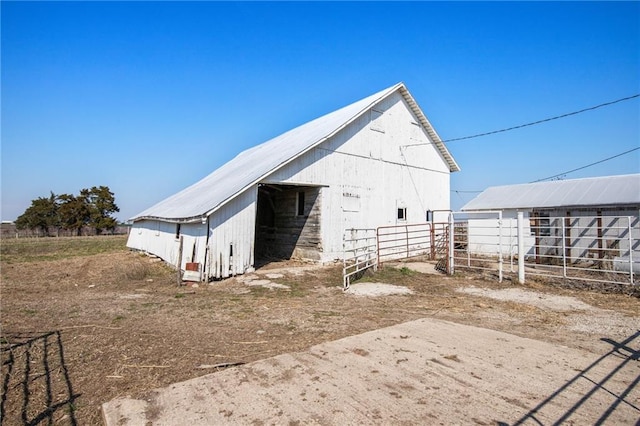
left=343, top=212, right=639, bottom=288
left=342, top=228, right=378, bottom=288
left=343, top=222, right=449, bottom=288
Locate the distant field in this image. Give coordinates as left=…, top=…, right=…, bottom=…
left=0, top=234, right=128, bottom=263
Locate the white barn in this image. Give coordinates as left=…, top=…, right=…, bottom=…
left=127, top=83, right=460, bottom=280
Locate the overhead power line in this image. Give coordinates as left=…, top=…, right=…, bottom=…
left=531, top=146, right=640, bottom=183
left=451, top=146, right=639, bottom=194
left=402, top=93, right=639, bottom=147
left=443, top=94, right=639, bottom=143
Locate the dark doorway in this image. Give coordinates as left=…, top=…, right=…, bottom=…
left=254, top=184, right=322, bottom=266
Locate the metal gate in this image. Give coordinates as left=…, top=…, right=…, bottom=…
left=343, top=213, right=638, bottom=288
left=450, top=212, right=638, bottom=286
left=449, top=211, right=507, bottom=282
left=342, top=228, right=377, bottom=289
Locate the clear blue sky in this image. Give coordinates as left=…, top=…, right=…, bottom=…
left=2, top=1, right=639, bottom=222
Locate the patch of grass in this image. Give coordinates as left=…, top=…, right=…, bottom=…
left=122, top=262, right=151, bottom=280
left=0, top=235, right=127, bottom=263
left=175, top=293, right=186, bottom=299
left=247, top=286, right=270, bottom=297
left=112, top=315, right=125, bottom=323
left=284, top=281, right=307, bottom=298
left=399, top=266, right=415, bottom=276
left=354, top=266, right=413, bottom=284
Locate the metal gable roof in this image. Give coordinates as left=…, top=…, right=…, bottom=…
left=131, top=83, right=459, bottom=222
left=461, top=174, right=640, bottom=211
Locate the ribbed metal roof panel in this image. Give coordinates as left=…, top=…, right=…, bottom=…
left=461, top=174, right=640, bottom=211
left=131, top=83, right=458, bottom=222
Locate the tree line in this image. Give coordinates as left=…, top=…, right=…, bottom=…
left=15, top=186, right=120, bottom=236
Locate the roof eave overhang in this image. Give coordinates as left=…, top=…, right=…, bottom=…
left=130, top=215, right=206, bottom=224
left=463, top=203, right=640, bottom=212
left=398, top=85, right=460, bottom=173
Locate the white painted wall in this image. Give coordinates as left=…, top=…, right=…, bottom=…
left=265, top=91, right=452, bottom=262
left=465, top=211, right=535, bottom=257
left=126, top=220, right=208, bottom=269
left=206, top=186, right=257, bottom=279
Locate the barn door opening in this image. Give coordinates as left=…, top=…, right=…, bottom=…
left=254, top=184, right=322, bottom=267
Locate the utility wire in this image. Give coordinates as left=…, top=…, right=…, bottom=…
left=451, top=146, right=639, bottom=193
left=402, top=93, right=639, bottom=147
left=531, top=146, right=640, bottom=182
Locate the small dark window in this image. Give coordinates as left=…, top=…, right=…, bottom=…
left=532, top=213, right=551, bottom=236
left=175, top=223, right=181, bottom=239
left=539, top=216, right=551, bottom=237
left=397, top=208, right=407, bottom=221
left=426, top=210, right=433, bottom=222
left=297, top=191, right=305, bottom=216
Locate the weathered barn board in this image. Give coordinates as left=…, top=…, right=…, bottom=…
left=207, top=186, right=257, bottom=279
left=255, top=185, right=322, bottom=260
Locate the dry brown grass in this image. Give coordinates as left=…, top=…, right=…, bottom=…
left=1, top=236, right=638, bottom=425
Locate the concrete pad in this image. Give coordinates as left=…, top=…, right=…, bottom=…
left=102, top=318, right=639, bottom=425
left=236, top=275, right=290, bottom=290
left=345, top=282, right=413, bottom=297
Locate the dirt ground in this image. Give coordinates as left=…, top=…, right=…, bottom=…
left=1, top=236, right=639, bottom=425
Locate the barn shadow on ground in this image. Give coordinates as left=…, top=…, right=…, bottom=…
left=1, top=331, right=80, bottom=426
left=498, top=330, right=640, bottom=425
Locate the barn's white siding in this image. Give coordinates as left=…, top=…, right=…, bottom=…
left=206, top=187, right=257, bottom=279
left=127, top=220, right=208, bottom=269
left=265, top=92, right=451, bottom=261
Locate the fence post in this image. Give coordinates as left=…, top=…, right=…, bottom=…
left=561, top=217, right=567, bottom=278
left=405, top=225, right=409, bottom=260
left=498, top=211, right=503, bottom=283
left=517, top=212, right=525, bottom=284
left=448, top=212, right=455, bottom=275
left=376, top=228, right=381, bottom=268
left=176, top=235, right=184, bottom=286
left=430, top=224, right=435, bottom=260
left=628, top=217, right=634, bottom=285
left=343, top=229, right=348, bottom=289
